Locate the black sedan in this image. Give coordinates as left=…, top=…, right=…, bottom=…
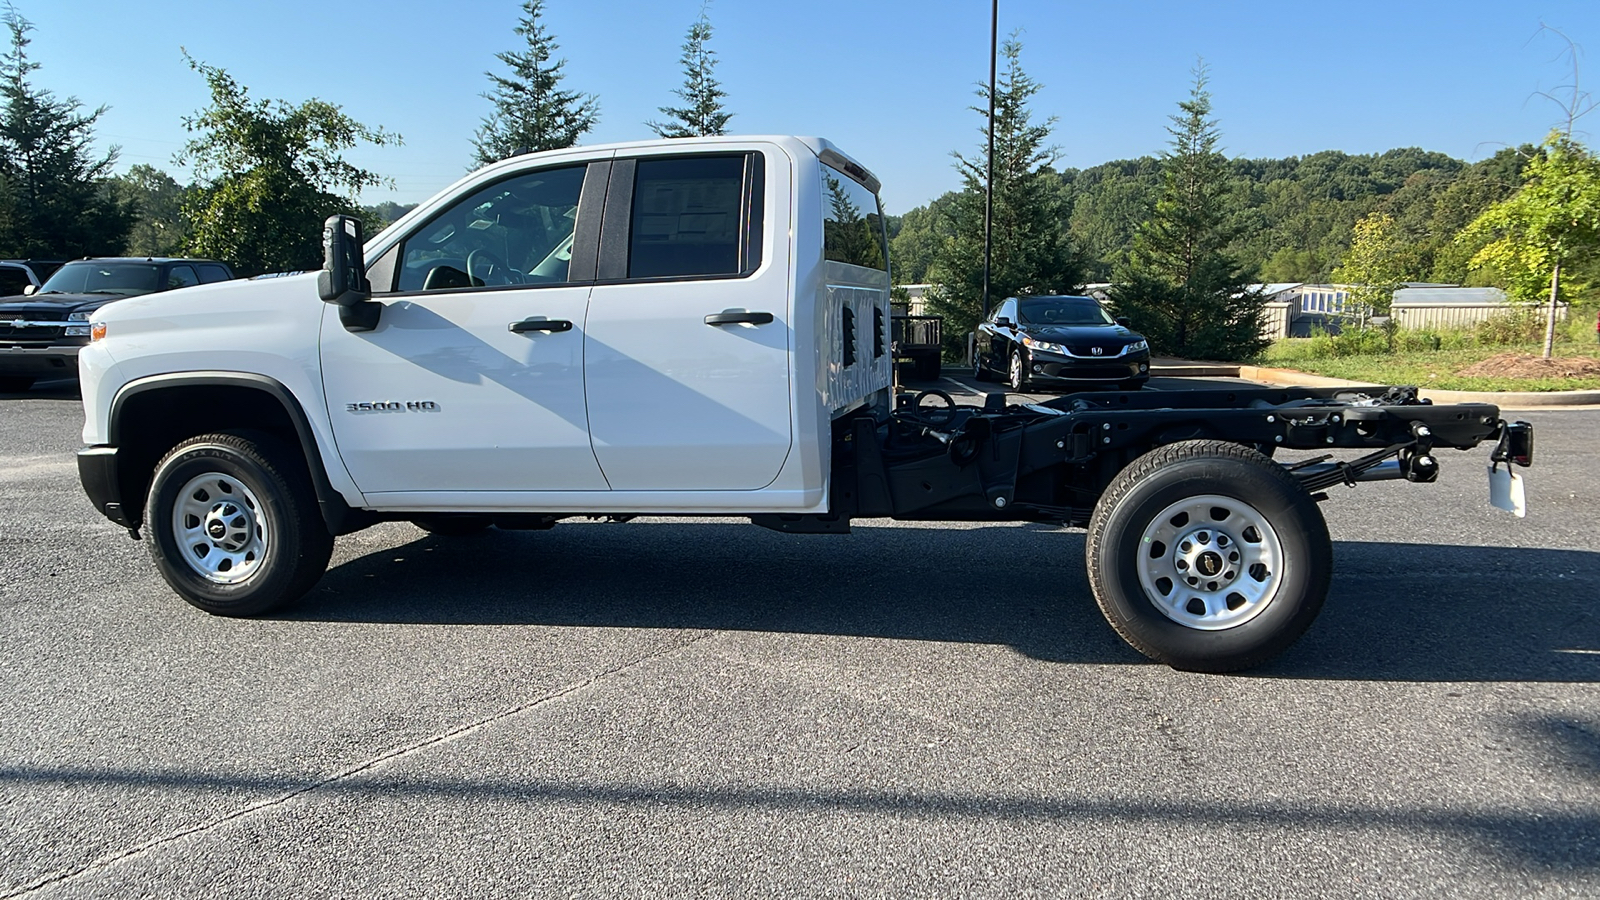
left=973, top=295, right=1151, bottom=392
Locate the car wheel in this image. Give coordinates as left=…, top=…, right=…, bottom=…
left=412, top=515, right=494, bottom=536
left=0, top=376, right=34, bottom=392
left=1085, top=440, right=1331, bottom=672
left=145, top=431, right=334, bottom=617
left=972, top=355, right=992, bottom=382
left=1008, top=350, right=1028, bottom=392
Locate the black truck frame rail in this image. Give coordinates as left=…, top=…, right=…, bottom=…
left=755, top=385, right=1530, bottom=533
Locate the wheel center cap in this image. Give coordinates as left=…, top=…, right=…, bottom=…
left=207, top=521, right=227, bottom=539
left=1196, top=551, right=1223, bottom=577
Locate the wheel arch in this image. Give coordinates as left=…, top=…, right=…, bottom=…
left=108, top=373, right=372, bottom=535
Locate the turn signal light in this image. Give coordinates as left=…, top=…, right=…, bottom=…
left=91, top=322, right=107, bottom=342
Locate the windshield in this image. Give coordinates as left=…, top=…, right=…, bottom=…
left=39, top=262, right=162, bottom=296
left=1018, top=297, right=1114, bottom=326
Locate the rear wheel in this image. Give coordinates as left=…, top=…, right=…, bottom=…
left=0, top=376, right=34, bottom=392
left=1085, top=440, right=1331, bottom=672
left=145, top=432, right=333, bottom=617
left=972, top=355, right=992, bottom=382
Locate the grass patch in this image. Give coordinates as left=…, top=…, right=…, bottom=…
left=1257, top=340, right=1600, bottom=391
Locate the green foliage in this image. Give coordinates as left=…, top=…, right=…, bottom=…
left=648, top=5, right=731, bottom=139
left=887, top=192, right=954, bottom=284
left=110, top=164, right=193, bottom=257
left=1109, top=62, right=1267, bottom=361
left=1331, top=212, right=1414, bottom=316
left=1459, top=134, right=1600, bottom=356
left=1474, top=306, right=1550, bottom=346
left=474, top=0, right=598, bottom=165
left=177, top=56, right=398, bottom=276
left=0, top=6, right=130, bottom=258
left=926, top=37, right=1080, bottom=351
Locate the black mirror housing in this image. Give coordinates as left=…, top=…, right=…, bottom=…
left=995, top=317, right=1013, bottom=328
left=318, top=215, right=371, bottom=305
left=1116, top=317, right=1132, bottom=328
left=318, top=215, right=380, bottom=332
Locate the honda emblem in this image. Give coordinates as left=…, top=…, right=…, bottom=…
left=1091, top=346, right=1104, bottom=356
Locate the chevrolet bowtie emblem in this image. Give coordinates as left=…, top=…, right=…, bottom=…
left=1091, top=346, right=1104, bottom=356
left=10, top=320, right=24, bottom=329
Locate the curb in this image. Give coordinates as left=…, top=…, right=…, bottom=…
left=1236, top=365, right=1600, bottom=410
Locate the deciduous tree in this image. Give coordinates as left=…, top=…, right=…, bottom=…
left=177, top=55, right=398, bottom=275
left=474, top=0, right=598, bottom=165
left=1460, top=132, right=1600, bottom=357
left=1331, top=212, right=1413, bottom=323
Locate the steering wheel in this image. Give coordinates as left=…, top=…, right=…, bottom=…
left=465, top=249, right=515, bottom=286
left=912, top=389, right=958, bottom=427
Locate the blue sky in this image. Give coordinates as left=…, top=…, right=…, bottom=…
left=28, top=0, right=1600, bottom=214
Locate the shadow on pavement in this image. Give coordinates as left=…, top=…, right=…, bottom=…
left=292, top=522, right=1600, bottom=684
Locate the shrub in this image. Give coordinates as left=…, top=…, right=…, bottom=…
left=1476, top=306, right=1547, bottom=346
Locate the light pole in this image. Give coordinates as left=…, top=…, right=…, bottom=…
left=981, top=0, right=997, bottom=321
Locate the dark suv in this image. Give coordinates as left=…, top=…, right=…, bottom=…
left=0, top=257, right=234, bottom=392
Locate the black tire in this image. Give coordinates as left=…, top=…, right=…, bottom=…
left=1085, top=440, right=1331, bottom=673
left=913, top=354, right=942, bottom=381
left=972, top=355, right=992, bottom=382
left=1008, top=349, right=1029, bottom=392
left=145, top=431, right=334, bottom=617
left=0, top=376, right=34, bottom=392
left=412, top=515, right=494, bottom=536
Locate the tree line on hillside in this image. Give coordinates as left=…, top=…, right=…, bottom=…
left=894, top=38, right=1599, bottom=360
left=2, top=0, right=729, bottom=276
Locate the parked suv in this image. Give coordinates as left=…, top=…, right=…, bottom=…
left=0, top=257, right=234, bottom=392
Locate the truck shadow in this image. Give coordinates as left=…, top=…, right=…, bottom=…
left=294, top=522, right=1599, bottom=684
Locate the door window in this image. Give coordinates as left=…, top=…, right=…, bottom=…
left=394, top=165, right=587, bottom=293
left=627, top=156, right=750, bottom=279
left=165, top=266, right=199, bottom=289
left=197, top=264, right=231, bottom=284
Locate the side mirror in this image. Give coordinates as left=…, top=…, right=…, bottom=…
left=318, top=215, right=379, bottom=331
left=22, top=284, right=36, bottom=295
left=995, top=317, right=1013, bottom=328
left=1115, top=317, right=1132, bottom=328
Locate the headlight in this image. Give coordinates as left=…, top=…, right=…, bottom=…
left=68, top=311, right=92, bottom=321
left=1126, top=339, right=1149, bottom=353
left=1022, top=336, right=1066, bottom=354
left=65, top=311, right=92, bottom=336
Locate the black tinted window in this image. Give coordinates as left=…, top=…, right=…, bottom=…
left=198, top=265, right=231, bottom=284
left=396, top=165, right=587, bottom=293
left=1019, top=297, right=1113, bottom=326
left=822, top=164, right=886, bottom=271
left=0, top=268, right=30, bottom=295
left=166, top=266, right=199, bottom=289
left=40, top=263, right=161, bottom=296
left=628, top=156, right=746, bottom=279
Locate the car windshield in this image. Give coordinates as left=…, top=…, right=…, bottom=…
left=39, top=262, right=162, bottom=296
left=1018, top=297, right=1114, bottom=326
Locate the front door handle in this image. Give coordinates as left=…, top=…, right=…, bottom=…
left=509, top=318, right=573, bottom=333
left=704, top=311, right=774, bottom=326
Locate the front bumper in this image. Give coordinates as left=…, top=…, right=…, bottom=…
left=1026, top=350, right=1150, bottom=384
left=77, top=445, right=133, bottom=529
left=0, top=344, right=81, bottom=376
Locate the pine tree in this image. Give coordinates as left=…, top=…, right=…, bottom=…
left=0, top=5, right=129, bottom=258
left=927, top=38, right=1080, bottom=352
left=473, top=0, right=598, bottom=165
left=1109, top=62, right=1267, bottom=361
left=648, top=5, right=732, bottom=139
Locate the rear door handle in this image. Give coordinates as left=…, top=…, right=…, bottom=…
left=704, top=311, right=774, bottom=326
left=509, top=318, right=573, bottom=333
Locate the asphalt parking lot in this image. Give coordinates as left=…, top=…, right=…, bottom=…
left=2, top=375, right=1597, bottom=898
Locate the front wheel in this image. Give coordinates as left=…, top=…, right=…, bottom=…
left=1085, top=440, right=1331, bottom=672
left=145, top=432, right=334, bottom=617
left=1008, top=350, right=1029, bottom=392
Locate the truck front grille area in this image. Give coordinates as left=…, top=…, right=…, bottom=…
left=0, top=320, right=68, bottom=345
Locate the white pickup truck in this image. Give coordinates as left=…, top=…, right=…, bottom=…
left=75, top=135, right=1531, bottom=672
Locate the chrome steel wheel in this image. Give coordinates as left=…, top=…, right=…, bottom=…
left=1009, top=351, right=1025, bottom=391
left=1134, top=494, right=1284, bottom=631
left=170, top=472, right=269, bottom=585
